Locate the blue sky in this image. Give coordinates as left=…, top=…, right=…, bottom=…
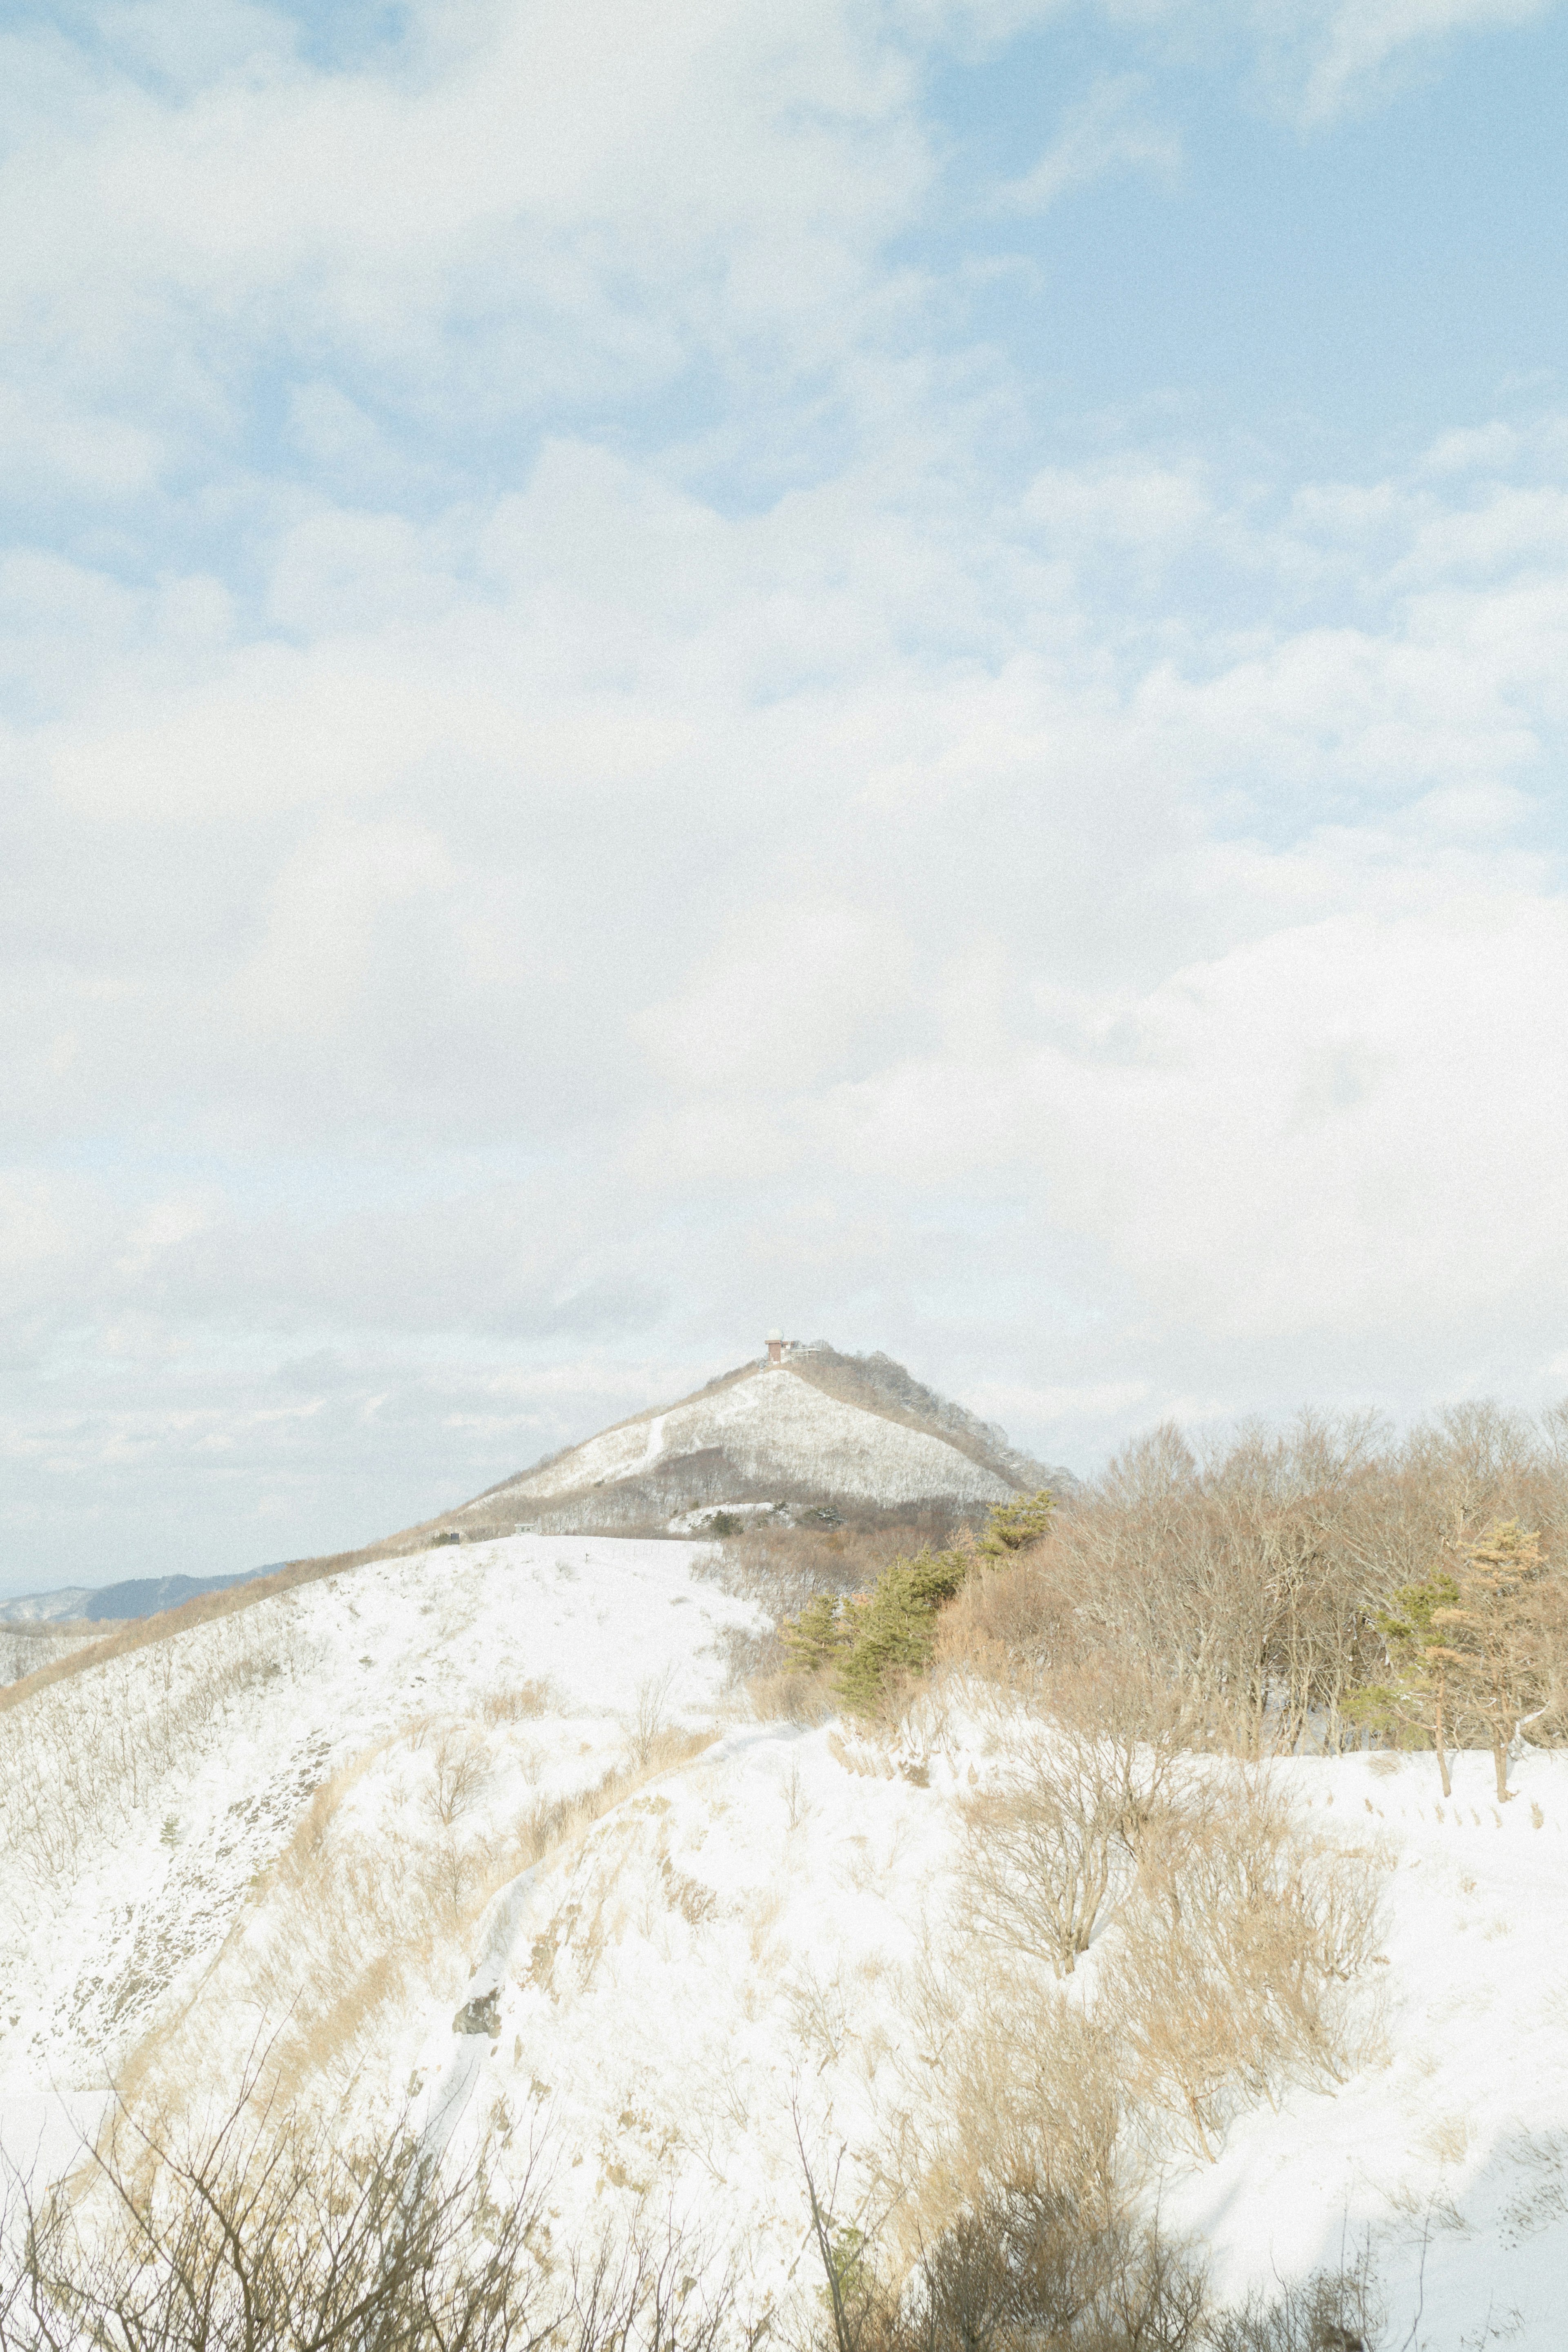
left=3, top=0, right=1568, bottom=1594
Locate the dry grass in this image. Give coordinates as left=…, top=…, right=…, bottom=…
left=874, top=1957, right=1127, bottom=2281
left=747, top=1664, right=840, bottom=1724
left=876, top=1739, right=1390, bottom=2303
left=110, top=1708, right=721, bottom=2141
left=481, top=1678, right=555, bottom=1723
left=1096, top=1776, right=1388, bottom=2160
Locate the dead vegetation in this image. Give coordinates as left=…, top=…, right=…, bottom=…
left=0, top=1612, right=312, bottom=1918
left=0, top=2087, right=735, bottom=2352
left=110, top=1704, right=720, bottom=2139
left=931, top=1403, right=1568, bottom=1763
left=0, top=1624, right=101, bottom=1691
left=1096, top=1777, right=1387, bottom=2160
left=703, top=1508, right=971, bottom=1627
left=804, top=2116, right=1381, bottom=2352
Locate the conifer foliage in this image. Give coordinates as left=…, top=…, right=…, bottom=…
left=780, top=1491, right=1056, bottom=1717
left=1355, top=1519, right=1561, bottom=1798
left=1434, top=1520, right=1557, bottom=1801
left=1353, top=1569, right=1467, bottom=1797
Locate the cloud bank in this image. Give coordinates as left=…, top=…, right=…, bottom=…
left=2, top=0, right=1566, bottom=1590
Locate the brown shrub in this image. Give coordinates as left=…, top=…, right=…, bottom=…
left=1096, top=1777, right=1388, bottom=2161
left=938, top=1405, right=1568, bottom=1762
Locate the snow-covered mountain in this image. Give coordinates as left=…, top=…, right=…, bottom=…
left=0, top=1566, right=283, bottom=1627
left=3, top=1530, right=1566, bottom=2348
left=0, top=1585, right=95, bottom=1625
left=451, top=1342, right=1069, bottom=1537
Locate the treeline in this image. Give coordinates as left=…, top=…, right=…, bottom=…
left=777, top=1404, right=1568, bottom=1788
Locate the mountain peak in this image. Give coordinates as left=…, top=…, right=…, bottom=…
left=451, top=1343, right=1071, bottom=1538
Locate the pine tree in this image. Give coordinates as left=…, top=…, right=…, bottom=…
left=780, top=1592, right=849, bottom=1674
left=833, top=1545, right=972, bottom=1716
left=1352, top=1571, right=1465, bottom=1795
left=1355, top=1522, right=1561, bottom=1801
left=1432, top=1520, right=1553, bottom=1803
left=976, top=1487, right=1056, bottom=1560
left=826, top=1491, right=1058, bottom=1719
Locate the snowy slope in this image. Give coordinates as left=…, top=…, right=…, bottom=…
left=462, top=1360, right=1018, bottom=1533
left=0, top=1536, right=758, bottom=2163
left=384, top=1716, right=1568, bottom=2352
left=4, top=1537, right=1568, bottom=2348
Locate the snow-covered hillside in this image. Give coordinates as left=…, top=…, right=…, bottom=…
left=459, top=1356, right=1025, bottom=1536
left=0, top=1537, right=758, bottom=2168
left=4, top=1535, right=1567, bottom=2348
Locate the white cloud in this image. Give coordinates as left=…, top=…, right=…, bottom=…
left=999, top=74, right=1181, bottom=211
left=1292, top=0, right=1555, bottom=121
left=2, top=0, right=1566, bottom=1588
left=0, top=0, right=934, bottom=485
left=1024, top=461, right=1209, bottom=549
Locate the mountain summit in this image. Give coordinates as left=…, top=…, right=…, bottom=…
left=450, top=1340, right=1070, bottom=1538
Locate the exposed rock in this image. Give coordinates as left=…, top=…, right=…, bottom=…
left=452, top=1985, right=501, bottom=2038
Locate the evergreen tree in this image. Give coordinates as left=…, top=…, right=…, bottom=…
left=1351, top=1570, right=1465, bottom=1795
left=832, top=1545, right=972, bottom=1714
left=1354, top=1521, right=1561, bottom=1800
left=976, top=1487, right=1057, bottom=1559
left=780, top=1592, right=849, bottom=1674
left=798, top=1489, right=1060, bottom=1719
left=1433, top=1520, right=1553, bottom=1802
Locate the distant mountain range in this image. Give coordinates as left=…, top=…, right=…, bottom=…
left=0, top=1565, right=284, bottom=1627
left=448, top=1341, right=1074, bottom=1538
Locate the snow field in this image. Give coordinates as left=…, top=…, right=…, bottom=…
left=3, top=1535, right=1568, bottom=2348
left=398, top=1704, right=1568, bottom=2350
left=0, top=1537, right=757, bottom=2131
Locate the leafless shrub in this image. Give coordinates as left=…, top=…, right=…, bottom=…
left=627, top=1668, right=679, bottom=1768
left=1204, top=2250, right=1383, bottom=2351
left=906, top=2189, right=1209, bottom=2352
left=801, top=2115, right=1207, bottom=2352
left=963, top=1767, right=1119, bottom=1980
left=933, top=1557, right=1079, bottom=1686
left=0, top=2087, right=737, bottom=2352
left=1096, top=1778, right=1388, bottom=2161
left=783, top=1761, right=810, bottom=1830
left=960, top=1665, right=1198, bottom=1976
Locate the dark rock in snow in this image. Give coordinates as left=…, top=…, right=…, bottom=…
left=453, top=1986, right=501, bottom=2037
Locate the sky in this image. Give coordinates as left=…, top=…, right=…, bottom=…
left=4, top=0, right=1568, bottom=1596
